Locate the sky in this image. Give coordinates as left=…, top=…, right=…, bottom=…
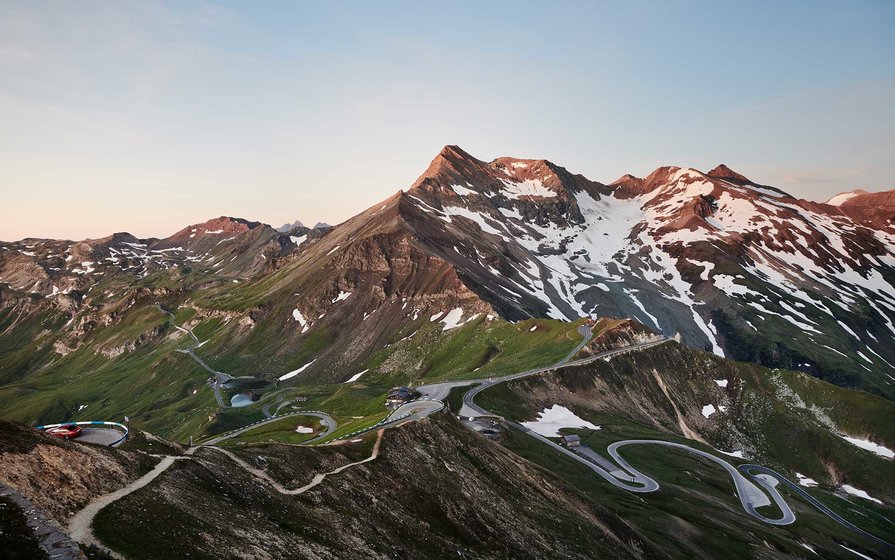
left=1, top=0, right=893, bottom=241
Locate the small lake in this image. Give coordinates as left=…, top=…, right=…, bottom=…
left=230, top=393, right=255, bottom=408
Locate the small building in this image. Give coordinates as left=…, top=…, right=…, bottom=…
left=385, top=386, right=415, bottom=409
left=561, top=434, right=581, bottom=448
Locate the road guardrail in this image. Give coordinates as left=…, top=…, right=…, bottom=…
left=35, top=420, right=129, bottom=447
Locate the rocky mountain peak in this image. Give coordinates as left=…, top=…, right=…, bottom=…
left=611, top=166, right=701, bottom=198
left=826, top=189, right=875, bottom=206
left=488, top=157, right=564, bottom=192
left=707, top=164, right=750, bottom=183
left=165, top=216, right=263, bottom=242
left=410, top=145, right=492, bottom=192
left=277, top=220, right=307, bottom=232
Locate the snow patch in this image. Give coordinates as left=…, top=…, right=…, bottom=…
left=839, top=435, right=894, bottom=458
left=840, top=544, right=875, bottom=560
left=841, top=484, right=882, bottom=504
left=717, top=449, right=745, bottom=458
left=440, top=308, right=465, bottom=331
left=521, top=405, right=601, bottom=437
left=701, top=404, right=717, bottom=418
left=795, top=473, right=818, bottom=487
left=714, top=379, right=729, bottom=388
left=826, top=192, right=859, bottom=206
left=278, top=359, right=317, bottom=381
left=344, top=369, right=369, bottom=383
left=292, top=309, right=307, bottom=327
left=451, top=183, right=476, bottom=196
left=501, top=178, right=554, bottom=199
left=332, top=291, right=352, bottom=303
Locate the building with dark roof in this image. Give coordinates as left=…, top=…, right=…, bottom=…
left=385, top=386, right=415, bottom=409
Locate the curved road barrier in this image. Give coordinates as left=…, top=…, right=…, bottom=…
left=36, top=420, right=129, bottom=447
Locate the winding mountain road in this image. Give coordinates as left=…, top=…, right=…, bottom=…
left=459, top=335, right=669, bottom=419
left=739, top=465, right=894, bottom=550
left=441, top=327, right=795, bottom=523
left=157, top=305, right=232, bottom=407
left=61, top=316, right=893, bottom=556
left=457, top=328, right=894, bottom=550
left=202, top=410, right=337, bottom=446
left=65, top=409, right=338, bottom=556
left=208, top=429, right=385, bottom=496
left=154, top=309, right=889, bottom=546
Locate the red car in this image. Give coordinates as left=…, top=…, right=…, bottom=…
left=46, top=424, right=83, bottom=439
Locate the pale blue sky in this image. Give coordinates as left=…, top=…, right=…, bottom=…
left=1, top=0, right=893, bottom=240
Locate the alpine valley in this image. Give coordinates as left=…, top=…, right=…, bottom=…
left=1, top=146, right=894, bottom=560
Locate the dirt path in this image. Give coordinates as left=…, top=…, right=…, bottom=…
left=208, top=429, right=384, bottom=495
left=66, top=452, right=195, bottom=557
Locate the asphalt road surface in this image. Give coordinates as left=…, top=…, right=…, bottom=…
left=608, top=439, right=795, bottom=525
left=158, top=305, right=233, bottom=407
left=202, top=410, right=337, bottom=446
left=61, top=316, right=893, bottom=555
left=446, top=330, right=800, bottom=526
left=457, top=336, right=670, bottom=419
left=454, top=329, right=895, bottom=548
left=76, top=428, right=127, bottom=447
left=740, top=464, right=894, bottom=550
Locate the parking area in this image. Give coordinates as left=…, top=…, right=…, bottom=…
left=76, top=427, right=127, bottom=447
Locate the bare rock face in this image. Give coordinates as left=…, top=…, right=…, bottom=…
left=706, top=163, right=750, bottom=183
left=0, top=422, right=147, bottom=524
left=829, top=188, right=895, bottom=231
left=382, top=148, right=895, bottom=397
left=164, top=216, right=263, bottom=243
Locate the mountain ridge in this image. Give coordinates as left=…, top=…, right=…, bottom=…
left=1, top=145, right=894, bottom=398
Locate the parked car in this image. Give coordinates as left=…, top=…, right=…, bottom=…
left=46, top=424, right=83, bottom=439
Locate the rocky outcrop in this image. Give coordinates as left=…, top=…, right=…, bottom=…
left=1, top=482, right=87, bottom=559
left=0, top=422, right=150, bottom=525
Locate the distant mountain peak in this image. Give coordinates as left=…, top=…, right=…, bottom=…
left=166, top=216, right=263, bottom=241
left=312, top=222, right=332, bottom=230
left=409, top=146, right=595, bottom=203
left=411, top=145, right=490, bottom=191
left=277, top=220, right=306, bottom=232
left=437, top=144, right=476, bottom=160
left=707, top=164, right=750, bottom=183
left=826, top=189, right=868, bottom=206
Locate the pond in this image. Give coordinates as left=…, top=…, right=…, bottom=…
left=230, top=393, right=255, bottom=408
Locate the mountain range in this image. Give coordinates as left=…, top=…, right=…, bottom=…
left=1, top=146, right=894, bottom=559
left=2, top=145, right=893, bottom=398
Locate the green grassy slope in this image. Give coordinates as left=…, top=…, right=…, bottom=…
left=476, top=343, right=895, bottom=556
